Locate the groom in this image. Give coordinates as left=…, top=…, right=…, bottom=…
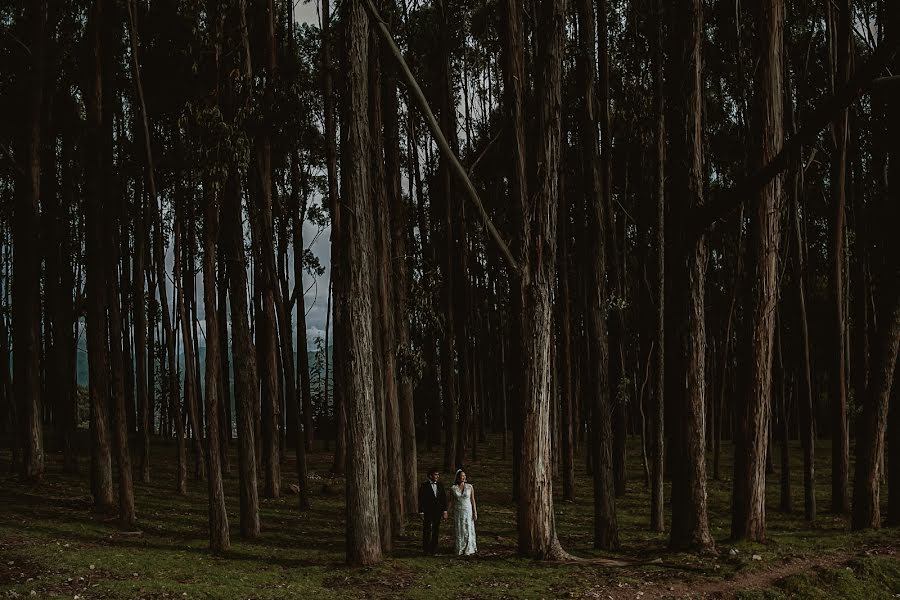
left=418, top=467, right=448, bottom=555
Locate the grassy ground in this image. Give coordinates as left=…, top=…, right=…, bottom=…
left=1, top=435, right=899, bottom=599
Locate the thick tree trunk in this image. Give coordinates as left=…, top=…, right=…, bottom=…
left=14, top=0, right=46, bottom=482
left=511, top=0, right=571, bottom=561
left=575, top=0, right=618, bottom=550
left=830, top=0, right=851, bottom=516
left=341, top=0, right=382, bottom=566
left=666, top=0, right=714, bottom=553
left=246, top=0, right=281, bottom=500
left=731, top=0, right=784, bottom=543
left=370, top=23, right=404, bottom=540
left=222, top=0, right=260, bottom=539
left=598, top=0, right=626, bottom=499
left=201, top=178, right=230, bottom=552
left=382, top=0, right=418, bottom=511
left=84, top=0, right=114, bottom=511
left=222, top=161, right=261, bottom=537
left=107, top=192, right=137, bottom=528
left=58, top=97, right=78, bottom=475
left=650, top=0, right=666, bottom=533
left=852, top=3, right=900, bottom=529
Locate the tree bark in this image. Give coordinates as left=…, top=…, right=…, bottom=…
left=666, top=0, right=714, bottom=553
left=84, top=0, right=115, bottom=511
left=574, top=0, right=618, bottom=550
left=201, top=177, right=230, bottom=551
left=175, top=183, right=206, bottom=482
left=597, top=0, right=626, bottom=500
left=370, top=17, right=404, bottom=540
left=217, top=248, right=232, bottom=474
left=133, top=158, right=150, bottom=484
left=829, top=0, right=852, bottom=516
left=648, top=0, right=666, bottom=533
left=851, top=1, right=900, bottom=529
left=382, top=0, right=418, bottom=512
left=245, top=0, right=281, bottom=500
left=107, top=177, right=137, bottom=528
left=14, top=0, right=46, bottom=483
left=341, top=0, right=382, bottom=566
left=731, top=0, right=784, bottom=543
left=222, top=0, right=260, bottom=538
left=510, top=0, right=572, bottom=560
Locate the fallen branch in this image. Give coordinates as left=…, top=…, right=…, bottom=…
left=363, top=0, right=519, bottom=274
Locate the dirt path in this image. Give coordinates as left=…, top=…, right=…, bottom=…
left=578, top=544, right=899, bottom=599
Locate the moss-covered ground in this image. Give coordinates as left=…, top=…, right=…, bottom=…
left=1, top=436, right=898, bottom=599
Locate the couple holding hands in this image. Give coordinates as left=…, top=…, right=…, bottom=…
left=417, top=467, right=477, bottom=557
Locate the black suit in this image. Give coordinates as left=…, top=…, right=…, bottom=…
left=418, top=479, right=447, bottom=555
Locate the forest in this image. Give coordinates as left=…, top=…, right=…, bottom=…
left=0, top=0, right=899, bottom=596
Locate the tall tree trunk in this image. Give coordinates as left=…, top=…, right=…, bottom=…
left=322, top=0, right=345, bottom=477
left=575, top=0, right=618, bottom=550
left=777, top=318, right=792, bottom=513
left=851, top=0, right=900, bottom=529
left=217, top=248, right=232, bottom=474
left=201, top=178, right=230, bottom=551
left=289, top=158, right=312, bottom=510
left=223, top=0, right=260, bottom=538
left=370, top=20, right=404, bottom=541
left=155, top=175, right=187, bottom=495
left=175, top=184, right=206, bottom=482
left=382, top=0, right=418, bottom=512
left=58, top=94, right=78, bottom=475
left=245, top=0, right=281, bottom=499
left=830, top=0, right=852, bottom=516
left=84, top=0, right=115, bottom=510
left=107, top=175, right=137, bottom=528
left=437, top=0, right=458, bottom=474
left=14, top=0, right=46, bottom=482
left=341, top=0, right=381, bottom=566
left=598, top=0, right=627, bottom=499
left=292, top=198, right=314, bottom=453
left=650, top=0, right=666, bottom=533
left=133, top=153, right=150, bottom=484
left=556, top=186, right=576, bottom=503
left=666, top=0, right=714, bottom=553
left=125, top=0, right=187, bottom=494
left=731, top=0, right=784, bottom=542
left=510, top=0, right=571, bottom=560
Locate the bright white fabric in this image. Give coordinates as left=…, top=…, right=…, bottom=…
left=450, top=483, right=477, bottom=556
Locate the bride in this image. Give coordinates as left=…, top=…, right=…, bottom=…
left=449, top=469, right=477, bottom=556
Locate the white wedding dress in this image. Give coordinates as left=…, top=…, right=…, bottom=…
left=450, top=483, right=477, bottom=556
